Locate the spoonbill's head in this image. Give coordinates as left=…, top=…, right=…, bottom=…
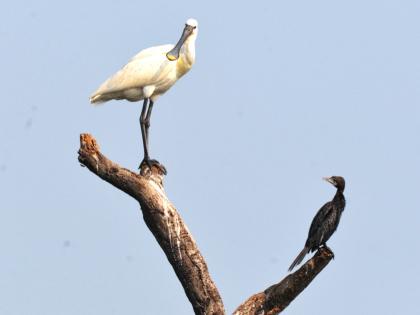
left=323, top=176, right=346, bottom=192
left=166, top=18, right=198, bottom=61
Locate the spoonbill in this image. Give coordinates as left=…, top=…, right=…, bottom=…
left=90, top=18, right=199, bottom=173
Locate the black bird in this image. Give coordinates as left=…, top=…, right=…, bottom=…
left=288, top=176, right=346, bottom=272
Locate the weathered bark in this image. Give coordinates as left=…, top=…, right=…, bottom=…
left=233, top=247, right=333, bottom=315
left=78, top=133, right=335, bottom=315
left=78, top=134, right=225, bottom=315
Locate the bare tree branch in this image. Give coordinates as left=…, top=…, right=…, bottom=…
left=78, top=133, right=334, bottom=315
left=78, top=133, right=225, bottom=315
left=233, top=247, right=334, bottom=315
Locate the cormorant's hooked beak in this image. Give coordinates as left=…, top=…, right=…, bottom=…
left=323, top=176, right=335, bottom=185
left=166, top=24, right=195, bottom=61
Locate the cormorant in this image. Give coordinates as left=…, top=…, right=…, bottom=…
left=288, top=176, right=346, bottom=271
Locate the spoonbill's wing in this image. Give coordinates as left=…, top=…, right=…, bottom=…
left=91, top=45, right=175, bottom=103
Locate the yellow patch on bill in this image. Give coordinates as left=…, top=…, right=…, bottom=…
left=166, top=53, right=177, bottom=61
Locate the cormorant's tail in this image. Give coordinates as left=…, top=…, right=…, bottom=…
left=288, top=247, right=309, bottom=272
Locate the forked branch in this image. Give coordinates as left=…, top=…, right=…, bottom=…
left=78, top=133, right=334, bottom=315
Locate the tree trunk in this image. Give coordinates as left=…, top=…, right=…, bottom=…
left=78, top=133, right=334, bottom=315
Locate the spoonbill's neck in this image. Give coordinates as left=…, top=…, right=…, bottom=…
left=180, top=34, right=197, bottom=66
left=175, top=34, right=196, bottom=77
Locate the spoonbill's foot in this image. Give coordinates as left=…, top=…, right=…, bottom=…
left=139, top=158, right=167, bottom=175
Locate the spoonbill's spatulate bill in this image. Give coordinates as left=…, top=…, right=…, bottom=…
left=90, top=18, right=198, bottom=173
left=288, top=176, right=346, bottom=271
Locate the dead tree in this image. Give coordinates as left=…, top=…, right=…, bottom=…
left=78, top=133, right=334, bottom=315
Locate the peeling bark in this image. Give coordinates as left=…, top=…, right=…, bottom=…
left=78, top=133, right=335, bottom=315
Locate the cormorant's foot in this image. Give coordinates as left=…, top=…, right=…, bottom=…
left=320, top=245, right=334, bottom=259
left=139, top=158, right=167, bottom=175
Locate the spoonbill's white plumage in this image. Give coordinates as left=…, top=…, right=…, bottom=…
left=90, top=18, right=198, bottom=173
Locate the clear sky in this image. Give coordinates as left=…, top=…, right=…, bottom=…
left=1, top=0, right=419, bottom=314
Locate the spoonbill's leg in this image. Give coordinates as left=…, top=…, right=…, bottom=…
left=144, top=100, right=154, bottom=148
left=139, top=98, right=150, bottom=160
left=139, top=99, right=167, bottom=174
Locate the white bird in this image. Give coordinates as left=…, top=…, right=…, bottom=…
left=90, top=18, right=198, bottom=173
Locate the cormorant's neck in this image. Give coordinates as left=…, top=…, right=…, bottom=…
left=333, top=189, right=346, bottom=209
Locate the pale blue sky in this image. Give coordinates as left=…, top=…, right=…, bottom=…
left=1, top=1, right=419, bottom=314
